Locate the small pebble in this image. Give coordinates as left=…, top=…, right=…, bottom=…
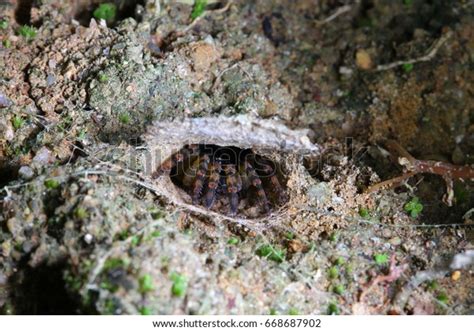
left=451, top=270, right=461, bottom=281
left=18, top=166, right=34, bottom=180
left=355, top=49, right=373, bottom=70
left=84, top=233, right=93, bottom=244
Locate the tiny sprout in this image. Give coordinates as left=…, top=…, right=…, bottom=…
left=227, top=237, right=239, bottom=245
left=93, top=3, right=117, bottom=23
left=328, top=266, right=339, bottom=279
left=170, top=272, right=187, bottom=297
left=404, top=197, right=423, bottom=217
left=374, top=253, right=389, bottom=265
left=402, top=63, right=414, bottom=73
left=334, top=257, right=345, bottom=266
left=333, top=284, right=345, bottom=295
left=98, top=74, right=108, bottom=83
left=269, top=308, right=277, bottom=315
left=190, top=0, right=207, bottom=21
left=359, top=207, right=370, bottom=218
left=18, top=25, right=37, bottom=41
left=74, top=207, right=89, bottom=219
left=328, top=302, right=339, bottom=315
left=139, top=274, right=154, bottom=293
left=139, top=306, right=152, bottom=315
left=3, top=39, right=11, bottom=48
left=44, top=178, right=60, bottom=189
left=118, top=112, right=130, bottom=124
left=12, top=115, right=25, bottom=130
left=436, top=292, right=449, bottom=305
left=256, top=244, right=286, bottom=263
left=288, top=307, right=299, bottom=315
left=0, top=19, right=8, bottom=30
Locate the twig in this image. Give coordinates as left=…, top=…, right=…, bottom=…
left=315, top=5, right=352, bottom=26
left=375, top=31, right=453, bottom=72
left=366, top=140, right=474, bottom=205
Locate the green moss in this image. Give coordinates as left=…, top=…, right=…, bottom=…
left=227, top=237, right=239, bottom=245
left=333, top=284, right=345, bottom=295
left=170, top=272, right=187, bottom=297
left=288, top=307, right=299, bottom=315
left=190, top=0, right=207, bottom=21
left=118, top=112, right=130, bottom=124
left=98, top=74, right=108, bottom=83
left=436, top=292, right=449, bottom=305
left=327, top=302, right=339, bottom=315
left=139, top=274, right=154, bottom=293
left=103, top=257, right=127, bottom=271
left=334, top=257, right=345, bottom=266
left=358, top=207, right=370, bottom=218
left=93, top=3, right=117, bottom=23
left=44, top=178, right=60, bottom=189
left=74, top=207, right=89, bottom=219
left=139, top=306, right=152, bottom=315
left=0, top=19, right=8, bottom=30
left=256, top=244, right=286, bottom=263
left=404, top=197, right=423, bottom=217
left=402, top=63, right=414, bottom=73
left=11, top=115, right=25, bottom=130
left=18, top=25, right=37, bottom=41
left=374, top=253, right=389, bottom=265
left=328, top=266, right=339, bottom=279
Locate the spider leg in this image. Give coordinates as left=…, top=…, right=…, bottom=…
left=153, top=144, right=199, bottom=178
left=204, top=161, right=222, bottom=208
left=224, top=164, right=242, bottom=215
left=261, top=163, right=286, bottom=204
left=244, top=160, right=269, bottom=213
left=192, top=154, right=210, bottom=204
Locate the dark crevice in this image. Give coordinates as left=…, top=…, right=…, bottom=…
left=8, top=262, right=79, bottom=314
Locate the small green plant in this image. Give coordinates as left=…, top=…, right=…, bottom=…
left=11, top=115, right=25, bottom=130
left=427, top=280, right=438, bottom=290
left=18, top=25, right=37, bottom=41
left=98, top=74, right=108, bottom=83
left=227, top=237, right=239, bottom=245
left=190, top=0, right=207, bottom=21
left=288, top=307, right=299, bottom=315
left=374, top=253, right=389, bottom=265
left=285, top=232, right=295, bottom=240
left=329, top=232, right=338, bottom=242
left=328, top=266, right=339, bottom=279
left=139, top=306, right=152, bottom=315
left=402, top=63, right=414, bottom=73
left=256, top=244, right=285, bottom=263
left=0, top=19, right=8, bottom=30
left=93, top=3, right=117, bottom=23
left=118, top=112, right=130, bottom=124
left=150, top=230, right=161, bottom=238
left=334, top=257, right=345, bottom=266
left=130, top=235, right=141, bottom=247
left=358, top=207, right=370, bottom=218
left=436, top=292, right=449, bottom=305
left=269, top=308, right=277, bottom=315
left=328, top=302, right=339, bottom=315
left=403, top=0, right=413, bottom=6
left=44, top=178, right=60, bottom=189
left=103, top=257, right=127, bottom=271
left=404, top=197, right=423, bottom=217
left=139, top=274, right=154, bottom=293
left=3, top=39, right=11, bottom=48
left=170, top=272, right=187, bottom=297
left=333, top=284, right=345, bottom=295
left=74, top=207, right=89, bottom=219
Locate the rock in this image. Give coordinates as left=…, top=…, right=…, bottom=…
left=18, top=166, right=34, bottom=179
left=355, top=49, right=373, bottom=70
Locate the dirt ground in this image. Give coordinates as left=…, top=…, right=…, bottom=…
left=0, top=0, right=473, bottom=315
